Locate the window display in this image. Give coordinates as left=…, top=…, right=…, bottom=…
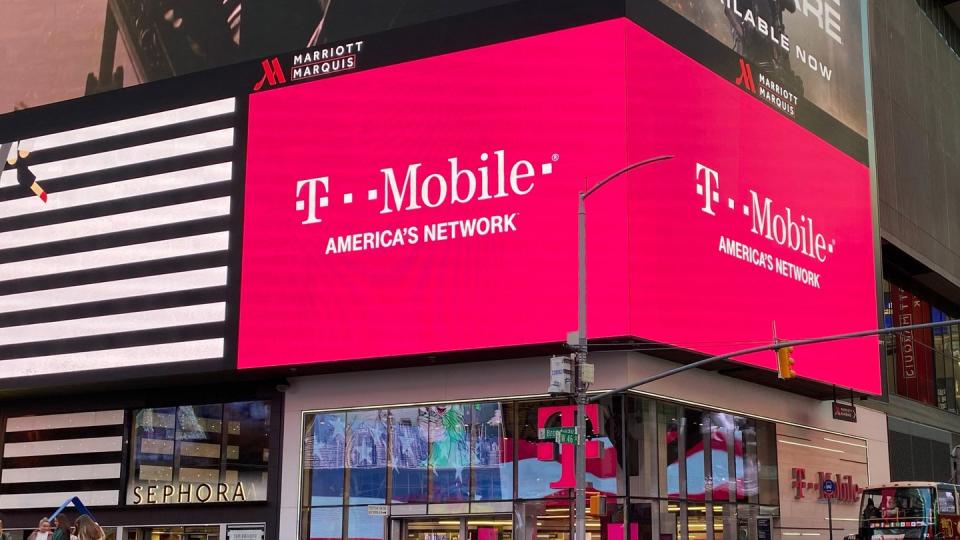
left=299, top=396, right=781, bottom=540
left=127, top=400, right=270, bottom=504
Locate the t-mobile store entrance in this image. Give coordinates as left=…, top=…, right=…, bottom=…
left=389, top=516, right=513, bottom=540
left=297, top=394, right=782, bottom=540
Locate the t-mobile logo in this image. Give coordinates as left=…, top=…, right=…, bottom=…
left=536, top=404, right=600, bottom=490
left=696, top=162, right=836, bottom=262
left=294, top=150, right=557, bottom=225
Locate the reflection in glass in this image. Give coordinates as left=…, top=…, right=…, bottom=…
left=225, top=401, right=271, bottom=501
left=516, top=400, right=567, bottom=499
left=128, top=401, right=270, bottom=505
left=429, top=404, right=470, bottom=501
left=660, top=404, right=680, bottom=498
left=709, top=413, right=746, bottom=503
left=348, top=506, right=384, bottom=540
left=472, top=402, right=512, bottom=501
left=296, top=397, right=782, bottom=540
left=684, top=409, right=705, bottom=501
left=390, top=408, right=429, bottom=503
left=710, top=414, right=730, bottom=502
left=347, top=410, right=388, bottom=504
left=303, top=412, right=346, bottom=507
left=130, top=406, right=177, bottom=490
left=309, top=506, right=343, bottom=540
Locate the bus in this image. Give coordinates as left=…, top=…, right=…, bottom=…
left=851, top=482, right=960, bottom=539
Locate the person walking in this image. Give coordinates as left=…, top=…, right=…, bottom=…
left=51, top=516, right=71, bottom=540
left=27, top=517, right=52, bottom=540
left=72, top=516, right=103, bottom=540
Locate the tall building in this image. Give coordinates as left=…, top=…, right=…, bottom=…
left=0, top=1, right=955, bottom=539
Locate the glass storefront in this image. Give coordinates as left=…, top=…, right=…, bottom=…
left=128, top=400, right=271, bottom=505
left=299, top=395, right=779, bottom=540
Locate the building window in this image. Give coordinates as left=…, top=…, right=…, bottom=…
left=885, top=280, right=960, bottom=413
left=299, top=397, right=777, bottom=540
left=301, top=402, right=515, bottom=517
left=127, top=400, right=270, bottom=505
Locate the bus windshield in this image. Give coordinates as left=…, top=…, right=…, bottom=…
left=859, top=487, right=934, bottom=538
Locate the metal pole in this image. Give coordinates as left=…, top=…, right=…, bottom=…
left=572, top=156, right=674, bottom=540
left=827, top=495, right=833, bottom=540
left=589, top=318, right=960, bottom=403
left=576, top=193, right=587, bottom=540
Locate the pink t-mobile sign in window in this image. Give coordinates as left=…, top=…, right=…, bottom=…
left=240, top=19, right=879, bottom=393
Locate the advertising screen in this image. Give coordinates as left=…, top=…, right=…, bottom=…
left=240, top=19, right=879, bottom=393
left=0, top=98, right=236, bottom=380
left=0, top=0, right=521, bottom=112
left=653, top=0, right=866, bottom=136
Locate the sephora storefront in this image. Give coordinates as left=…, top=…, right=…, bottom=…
left=0, top=388, right=280, bottom=540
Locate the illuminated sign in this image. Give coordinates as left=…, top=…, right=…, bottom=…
left=536, top=405, right=601, bottom=490
left=791, top=468, right=862, bottom=502
left=253, top=42, right=364, bottom=92
left=656, top=0, right=867, bottom=136
left=131, top=482, right=248, bottom=505
left=0, top=99, right=235, bottom=381
left=240, top=19, right=878, bottom=393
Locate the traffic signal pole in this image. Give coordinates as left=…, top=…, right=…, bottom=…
left=575, top=161, right=958, bottom=540
left=576, top=156, right=675, bottom=540
left=588, top=318, right=960, bottom=404
left=575, top=192, right=587, bottom=540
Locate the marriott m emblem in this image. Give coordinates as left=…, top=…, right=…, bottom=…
left=254, top=58, right=287, bottom=91
left=735, top=58, right=757, bottom=94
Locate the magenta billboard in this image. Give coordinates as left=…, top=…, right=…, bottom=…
left=239, top=19, right=879, bottom=393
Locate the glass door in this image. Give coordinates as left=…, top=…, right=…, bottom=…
left=394, top=516, right=512, bottom=540
left=466, top=517, right=512, bottom=540
left=124, top=526, right=220, bottom=540
left=401, top=518, right=462, bottom=540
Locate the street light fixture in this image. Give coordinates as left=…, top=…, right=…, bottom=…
left=574, top=155, right=674, bottom=540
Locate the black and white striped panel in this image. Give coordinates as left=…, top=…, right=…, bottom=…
left=0, top=410, right=125, bottom=508
left=0, top=98, right=235, bottom=379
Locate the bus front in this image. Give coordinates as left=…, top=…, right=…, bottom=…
left=856, top=485, right=935, bottom=539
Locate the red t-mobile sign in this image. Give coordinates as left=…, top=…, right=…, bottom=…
left=240, top=19, right=879, bottom=393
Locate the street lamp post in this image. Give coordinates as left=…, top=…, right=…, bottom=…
left=574, top=156, right=674, bottom=540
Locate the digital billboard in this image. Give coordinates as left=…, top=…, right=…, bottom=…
left=653, top=0, right=866, bottom=136
left=0, top=0, right=523, bottom=112
left=239, top=19, right=879, bottom=393
left=0, top=98, right=236, bottom=380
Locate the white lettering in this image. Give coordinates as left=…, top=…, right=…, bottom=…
left=381, top=163, right=422, bottom=214
left=296, top=177, right=329, bottom=225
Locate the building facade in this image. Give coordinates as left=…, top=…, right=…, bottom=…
left=278, top=353, right=889, bottom=540
left=2, top=0, right=959, bottom=539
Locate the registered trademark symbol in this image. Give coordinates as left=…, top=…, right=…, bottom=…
left=552, top=154, right=560, bottom=162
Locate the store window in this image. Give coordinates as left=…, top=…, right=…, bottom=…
left=347, top=410, right=388, bottom=504
left=884, top=280, right=960, bottom=413
left=301, top=401, right=514, bottom=532
left=127, top=400, right=270, bottom=505
left=299, top=397, right=778, bottom=540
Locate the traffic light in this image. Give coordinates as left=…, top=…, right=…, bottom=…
left=589, top=493, right=603, bottom=517
left=777, top=345, right=796, bottom=380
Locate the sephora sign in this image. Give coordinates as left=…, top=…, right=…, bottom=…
left=240, top=19, right=879, bottom=393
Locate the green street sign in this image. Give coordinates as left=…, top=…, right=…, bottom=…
left=538, top=426, right=576, bottom=440
left=554, top=431, right=578, bottom=444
